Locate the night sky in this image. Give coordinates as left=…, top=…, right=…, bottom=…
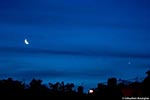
left=0, top=0, right=150, bottom=92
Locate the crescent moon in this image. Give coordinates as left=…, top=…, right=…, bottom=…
left=24, top=38, right=29, bottom=45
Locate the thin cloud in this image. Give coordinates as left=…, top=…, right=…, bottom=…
left=0, top=46, right=150, bottom=59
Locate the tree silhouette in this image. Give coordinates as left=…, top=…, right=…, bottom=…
left=0, top=78, right=25, bottom=97
left=141, top=70, right=150, bottom=96
left=27, top=78, right=49, bottom=97
left=0, top=70, right=149, bottom=98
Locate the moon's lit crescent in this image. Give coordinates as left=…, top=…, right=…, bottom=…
left=24, top=38, right=29, bottom=45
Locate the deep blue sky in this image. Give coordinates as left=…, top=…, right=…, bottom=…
left=0, top=0, right=150, bottom=92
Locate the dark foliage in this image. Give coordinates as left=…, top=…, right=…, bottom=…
left=0, top=70, right=150, bottom=99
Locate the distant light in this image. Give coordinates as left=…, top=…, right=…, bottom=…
left=89, top=89, right=94, bottom=94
